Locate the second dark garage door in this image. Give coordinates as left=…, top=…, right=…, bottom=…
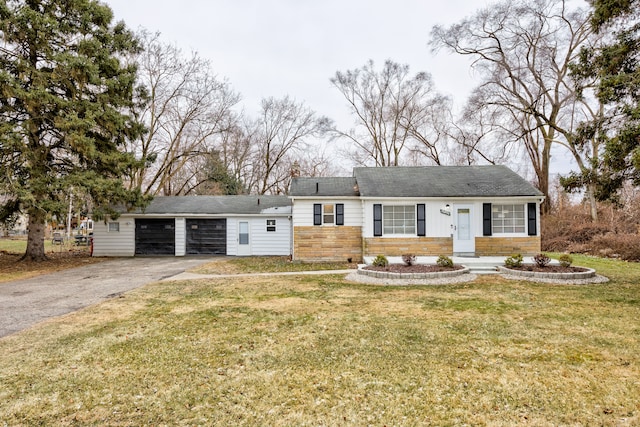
left=186, top=219, right=227, bottom=255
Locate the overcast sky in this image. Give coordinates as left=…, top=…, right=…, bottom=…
left=103, top=1, right=486, bottom=119
left=102, top=0, right=577, bottom=176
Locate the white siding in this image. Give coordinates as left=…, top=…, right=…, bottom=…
left=250, top=217, right=291, bottom=256
left=175, top=217, right=186, bottom=256
left=227, top=216, right=291, bottom=256
left=226, top=219, right=238, bottom=255
left=292, top=199, right=362, bottom=227
left=92, top=216, right=135, bottom=257
left=361, top=199, right=455, bottom=238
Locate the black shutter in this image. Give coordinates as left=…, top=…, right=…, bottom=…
left=373, top=204, right=382, bottom=236
left=483, top=203, right=492, bottom=236
left=313, top=204, right=322, bottom=226
left=336, top=203, right=344, bottom=226
left=417, top=204, right=426, bottom=236
left=527, top=202, right=537, bottom=236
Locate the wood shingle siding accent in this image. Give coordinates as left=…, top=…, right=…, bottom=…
left=293, top=226, right=362, bottom=262
left=364, top=237, right=453, bottom=257
left=475, top=236, right=541, bottom=256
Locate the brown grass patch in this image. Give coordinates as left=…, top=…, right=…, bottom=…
left=0, top=246, right=103, bottom=283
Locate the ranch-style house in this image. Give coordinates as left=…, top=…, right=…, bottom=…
left=92, top=165, right=544, bottom=261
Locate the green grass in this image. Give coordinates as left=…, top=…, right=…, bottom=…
left=0, top=256, right=639, bottom=425
left=0, top=236, right=68, bottom=254
left=192, top=255, right=354, bottom=274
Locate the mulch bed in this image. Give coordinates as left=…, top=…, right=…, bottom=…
left=363, top=264, right=464, bottom=273
left=503, top=265, right=588, bottom=273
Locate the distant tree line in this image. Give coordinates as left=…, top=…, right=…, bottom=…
left=1, top=0, right=638, bottom=261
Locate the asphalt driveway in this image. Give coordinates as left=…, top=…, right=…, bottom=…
left=0, top=257, right=214, bottom=338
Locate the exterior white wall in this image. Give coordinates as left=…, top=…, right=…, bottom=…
left=291, top=199, right=362, bottom=227
left=361, top=199, right=455, bottom=238
left=226, top=216, right=291, bottom=256
left=175, top=217, right=186, bottom=256
left=226, top=219, right=238, bottom=255
left=92, top=216, right=135, bottom=257
left=360, top=198, right=541, bottom=238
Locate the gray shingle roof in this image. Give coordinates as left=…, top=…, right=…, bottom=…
left=290, top=177, right=360, bottom=197
left=129, top=195, right=291, bottom=215
left=352, top=166, right=543, bottom=198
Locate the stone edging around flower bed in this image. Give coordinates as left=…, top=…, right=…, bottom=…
left=497, top=266, right=596, bottom=280
left=357, top=265, right=470, bottom=280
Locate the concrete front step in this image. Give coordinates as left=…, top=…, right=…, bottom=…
left=465, top=264, right=500, bottom=275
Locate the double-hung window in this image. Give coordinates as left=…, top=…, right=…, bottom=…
left=313, top=203, right=344, bottom=226
left=491, top=204, right=525, bottom=234
left=383, top=205, right=415, bottom=235
left=373, top=204, right=425, bottom=237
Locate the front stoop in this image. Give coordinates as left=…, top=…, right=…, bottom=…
left=466, top=264, right=500, bottom=275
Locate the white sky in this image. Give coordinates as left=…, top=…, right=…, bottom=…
left=103, top=0, right=484, bottom=118
left=102, top=0, right=576, bottom=176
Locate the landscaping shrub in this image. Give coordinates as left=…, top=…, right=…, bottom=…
left=558, top=254, right=573, bottom=268
left=372, top=254, right=389, bottom=267
left=436, top=255, right=454, bottom=268
left=541, top=197, right=640, bottom=261
left=533, top=253, right=551, bottom=268
left=402, top=254, right=416, bottom=266
left=504, top=254, right=523, bottom=268
left=590, top=233, right=640, bottom=261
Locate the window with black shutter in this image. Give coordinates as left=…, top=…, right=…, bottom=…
left=373, top=204, right=382, bottom=236
left=417, top=204, right=426, bottom=236
left=336, top=203, right=344, bottom=226
left=527, top=202, right=537, bottom=236
left=313, top=204, right=322, bottom=226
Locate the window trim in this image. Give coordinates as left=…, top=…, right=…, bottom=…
left=323, top=204, right=335, bottom=224
left=108, top=222, right=120, bottom=232
left=491, top=203, right=526, bottom=234
left=382, top=204, right=416, bottom=235
left=313, top=203, right=344, bottom=226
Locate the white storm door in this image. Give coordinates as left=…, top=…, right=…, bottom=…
left=453, top=205, right=475, bottom=254
left=237, top=221, right=251, bottom=256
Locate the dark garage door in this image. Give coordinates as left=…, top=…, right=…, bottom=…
left=135, top=218, right=175, bottom=255
left=186, top=219, right=227, bottom=255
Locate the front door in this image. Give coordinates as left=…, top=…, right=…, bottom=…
left=237, top=221, right=251, bottom=256
left=453, top=205, right=475, bottom=255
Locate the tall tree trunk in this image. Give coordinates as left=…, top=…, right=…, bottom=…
left=586, top=183, right=599, bottom=221
left=23, top=208, right=47, bottom=262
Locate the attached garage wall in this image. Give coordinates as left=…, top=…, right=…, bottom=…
left=227, top=217, right=291, bottom=256
left=135, top=218, right=176, bottom=255
left=186, top=218, right=227, bottom=255
left=92, top=218, right=135, bottom=257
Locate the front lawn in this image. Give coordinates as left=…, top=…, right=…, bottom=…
left=191, top=255, right=356, bottom=275
left=0, top=256, right=638, bottom=425
left=0, top=237, right=98, bottom=283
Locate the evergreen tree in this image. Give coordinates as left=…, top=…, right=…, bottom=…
left=570, top=0, right=640, bottom=201
left=0, top=0, right=149, bottom=261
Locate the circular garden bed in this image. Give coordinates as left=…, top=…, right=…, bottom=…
left=359, top=263, right=469, bottom=280
left=497, top=265, right=596, bottom=280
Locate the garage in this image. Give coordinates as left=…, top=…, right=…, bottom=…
left=186, top=218, right=227, bottom=255
left=135, top=218, right=175, bottom=255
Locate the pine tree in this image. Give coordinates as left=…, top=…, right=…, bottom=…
left=0, top=0, right=150, bottom=261
left=571, top=0, right=640, bottom=201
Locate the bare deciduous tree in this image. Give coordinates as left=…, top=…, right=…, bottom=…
left=331, top=60, right=448, bottom=167
left=126, top=32, right=240, bottom=196
left=248, top=96, right=330, bottom=194
left=431, top=0, right=599, bottom=215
